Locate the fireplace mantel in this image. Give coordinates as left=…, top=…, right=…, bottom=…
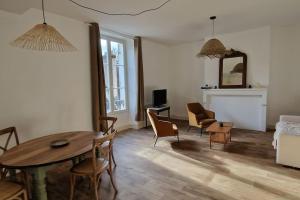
left=203, top=88, right=267, bottom=131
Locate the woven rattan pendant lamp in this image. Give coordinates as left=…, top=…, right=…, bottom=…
left=10, top=0, right=76, bottom=52
left=197, top=16, right=226, bottom=59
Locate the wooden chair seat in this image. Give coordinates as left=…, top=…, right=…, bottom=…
left=0, top=180, right=27, bottom=200
left=71, top=158, right=109, bottom=175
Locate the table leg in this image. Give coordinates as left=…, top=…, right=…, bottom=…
left=31, top=167, right=48, bottom=200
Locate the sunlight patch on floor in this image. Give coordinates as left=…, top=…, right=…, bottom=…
left=136, top=148, right=300, bottom=200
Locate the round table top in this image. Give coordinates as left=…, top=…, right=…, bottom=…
left=0, top=131, right=101, bottom=169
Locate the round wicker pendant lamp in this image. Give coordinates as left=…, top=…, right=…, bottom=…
left=10, top=0, right=77, bottom=52
left=197, top=16, right=226, bottom=59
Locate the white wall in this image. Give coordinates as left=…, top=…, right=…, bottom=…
left=169, top=42, right=205, bottom=119
left=0, top=9, right=93, bottom=142
left=204, top=27, right=271, bottom=88
left=268, top=25, right=300, bottom=125
left=166, top=25, right=300, bottom=127
left=2, top=7, right=299, bottom=135
left=0, top=9, right=172, bottom=139
left=142, top=39, right=171, bottom=105
left=166, top=27, right=271, bottom=120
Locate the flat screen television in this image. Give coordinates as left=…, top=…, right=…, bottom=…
left=152, top=89, right=167, bottom=107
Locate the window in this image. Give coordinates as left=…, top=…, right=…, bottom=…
left=101, top=36, right=127, bottom=113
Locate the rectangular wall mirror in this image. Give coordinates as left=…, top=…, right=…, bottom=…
left=219, top=50, right=247, bottom=88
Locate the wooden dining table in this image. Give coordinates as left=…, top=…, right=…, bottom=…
left=0, top=131, right=102, bottom=200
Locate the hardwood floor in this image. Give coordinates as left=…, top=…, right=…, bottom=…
left=47, top=122, right=300, bottom=200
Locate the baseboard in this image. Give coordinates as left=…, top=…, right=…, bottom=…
left=130, top=121, right=145, bottom=129
left=171, top=115, right=188, bottom=121
left=116, top=121, right=145, bottom=131
left=117, top=124, right=133, bottom=132
left=267, top=124, right=276, bottom=132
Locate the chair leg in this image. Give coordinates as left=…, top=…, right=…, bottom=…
left=154, top=137, right=158, bottom=147
left=177, top=134, right=179, bottom=143
left=70, top=174, right=76, bottom=200
left=200, top=128, right=203, bottom=136
left=90, top=176, right=99, bottom=200
left=187, top=126, right=191, bottom=132
left=111, top=148, right=117, bottom=167
left=23, top=189, right=28, bottom=200
left=107, top=169, right=118, bottom=193
left=109, top=150, right=113, bottom=174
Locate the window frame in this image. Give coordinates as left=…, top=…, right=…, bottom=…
left=101, top=35, right=129, bottom=114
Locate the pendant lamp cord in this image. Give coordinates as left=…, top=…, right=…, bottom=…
left=67, top=0, right=171, bottom=16
left=212, top=18, right=215, bottom=36
left=42, top=0, right=46, bottom=24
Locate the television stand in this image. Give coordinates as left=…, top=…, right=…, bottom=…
left=144, top=104, right=170, bottom=127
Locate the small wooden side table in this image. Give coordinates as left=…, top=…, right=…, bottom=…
left=206, top=122, right=233, bottom=149
left=144, top=105, right=170, bottom=127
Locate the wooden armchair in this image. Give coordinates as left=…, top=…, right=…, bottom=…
left=186, top=103, right=216, bottom=135
left=147, top=109, right=179, bottom=146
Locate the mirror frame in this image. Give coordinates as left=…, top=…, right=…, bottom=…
left=219, top=50, right=247, bottom=89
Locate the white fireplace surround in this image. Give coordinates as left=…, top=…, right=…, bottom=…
left=203, top=88, right=267, bottom=131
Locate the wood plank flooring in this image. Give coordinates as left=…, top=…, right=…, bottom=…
left=47, top=122, right=300, bottom=200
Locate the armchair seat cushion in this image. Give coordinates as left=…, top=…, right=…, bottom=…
left=196, top=113, right=208, bottom=122
left=198, top=119, right=216, bottom=126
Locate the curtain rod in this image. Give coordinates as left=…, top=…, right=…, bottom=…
left=84, top=22, right=135, bottom=39
left=102, top=28, right=135, bottom=39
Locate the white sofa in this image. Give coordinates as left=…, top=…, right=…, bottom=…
left=275, top=115, right=300, bottom=168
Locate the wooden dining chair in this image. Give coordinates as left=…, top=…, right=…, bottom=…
left=0, top=127, right=20, bottom=180
left=0, top=127, right=28, bottom=200
left=99, top=116, right=117, bottom=168
left=70, top=131, right=118, bottom=200
left=0, top=178, right=28, bottom=200
left=0, top=127, right=20, bottom=153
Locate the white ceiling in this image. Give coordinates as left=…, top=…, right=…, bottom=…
left=1, top=0, right=300, bottom=44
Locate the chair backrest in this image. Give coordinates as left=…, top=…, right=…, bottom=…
left=147, top=109, right=159, bottom=136
left=91, top=131, right=116, bottom=174
left=187, top=102, right=206, bottom=115
left=0, top=127, right=20, bottom=180
left=99, top=116, right=117, bottom=135
left=0, top=127, right=19, bottom=154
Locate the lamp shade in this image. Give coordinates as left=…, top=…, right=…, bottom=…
left=230, top=63, right=244, bottom=74
left=197, top=38, right=226, bottom=59
left=10, top=23, right=77, bottom=52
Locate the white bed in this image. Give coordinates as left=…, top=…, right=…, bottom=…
left=274, top=115, right=300, bottom=168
